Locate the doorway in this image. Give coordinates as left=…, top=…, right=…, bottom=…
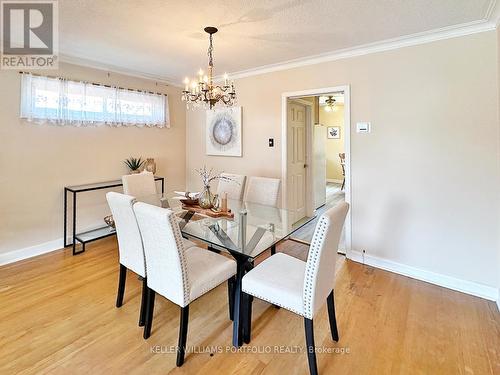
left=281, top=86, right=351, bottom=255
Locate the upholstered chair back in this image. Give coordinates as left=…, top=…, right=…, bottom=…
left=133, top=202, right=190, bottom=307
left=217, top=173, right=246, bottom=200
left=303, top=202, right=349, bottom=319
left=122, top=171, right=156, bottom=197
left=106, top=192, right=145, bottom=277
left=244, top=176, right=281, bottom=207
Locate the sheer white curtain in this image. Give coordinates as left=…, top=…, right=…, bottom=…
left=20, top=74, right=169, bottom=127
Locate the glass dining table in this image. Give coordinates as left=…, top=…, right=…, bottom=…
left=136, top=192, right=316, bottom=347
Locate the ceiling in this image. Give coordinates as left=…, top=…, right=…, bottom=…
left=59, top=0, right=496, bottom=84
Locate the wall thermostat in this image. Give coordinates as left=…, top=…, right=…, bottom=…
left=356, top=122, right=371, bottom=133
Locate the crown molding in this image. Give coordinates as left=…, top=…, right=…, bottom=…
left=224, top=19, right=496, bottom=81
left=485, top=0, right=500, bottom=26
left=58, top=53, right=182, bottom=88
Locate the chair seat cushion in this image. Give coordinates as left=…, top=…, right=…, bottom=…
left=242, top=253, right=306, bottom=316
left=185, top=247, right=236, bottom=303
left=182, top=238, right=196, bottom=249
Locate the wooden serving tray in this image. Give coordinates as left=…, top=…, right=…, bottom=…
left=181, top=203, right=235, bottom=219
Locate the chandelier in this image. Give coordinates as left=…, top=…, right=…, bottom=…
left=324, top=96, right=337, bottom=112
left=181, top=27, right=236, bottom=109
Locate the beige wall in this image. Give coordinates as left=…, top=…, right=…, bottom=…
left=187, top=31, right=500, bottom=290
left=319, top=105, right=345, bottom=181
left=0, top=63, right=186, bottom=255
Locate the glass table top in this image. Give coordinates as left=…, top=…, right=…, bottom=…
left=136, top=192, right=315, bottom=259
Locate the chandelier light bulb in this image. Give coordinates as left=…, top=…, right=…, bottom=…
left=325, top=106, right=332, bottom=112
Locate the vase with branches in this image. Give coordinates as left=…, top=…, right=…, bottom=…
left=124, top=157, right=144, bottom=174
left=195, top=166, right=238, bottom=209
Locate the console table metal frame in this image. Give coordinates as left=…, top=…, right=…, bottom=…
left=64, top=177, right=165, bottom=255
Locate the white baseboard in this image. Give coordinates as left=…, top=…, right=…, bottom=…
left=348, top=250, right=499, bottom=302
left=327, top=179, right=343, bottom=184
left=0, top=238, right=63, bottom=266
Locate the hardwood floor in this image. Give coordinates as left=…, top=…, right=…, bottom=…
left=0, top=238, right=498, bottom=374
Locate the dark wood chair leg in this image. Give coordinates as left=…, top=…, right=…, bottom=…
left=143, top=288, right=155, bottom=339
left=138, top=277, right=148, bottom=327
left=116, top=264, right=127, bottom=308
left=270, top=244, right=276, bottom=255
left=242, top=292, right=252, bottom=344
left=327, top=290, right=339, bottom=342
left=176, top=305, right=190, bottom=367
left=228, top=277, right=235, bottom=321
left=341, top=178, right=345, bottom=191
left=304, top=318, right=318, bottom=375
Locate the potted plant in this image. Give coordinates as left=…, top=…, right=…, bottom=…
left=124, top=157, right=144, bottom=174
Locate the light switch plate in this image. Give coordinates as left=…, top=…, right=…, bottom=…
left=356, top=122, right=371, bottom=133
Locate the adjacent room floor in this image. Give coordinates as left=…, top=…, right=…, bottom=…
left=292, top=182, right=345, bottom=247
left=1, top=238, right=498, bottom=374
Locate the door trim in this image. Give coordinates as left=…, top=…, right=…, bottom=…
left=281, top=85, right=352, bottom=256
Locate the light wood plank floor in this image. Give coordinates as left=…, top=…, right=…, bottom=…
left=0, top=238, right=498, bottom=374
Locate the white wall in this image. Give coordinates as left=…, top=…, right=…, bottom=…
left=0, top=63, right=187, bottom=258
left=186, top=31, right=500, bottom=296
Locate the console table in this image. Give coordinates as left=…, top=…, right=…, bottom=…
left=64, top=176, right=165, bottom=255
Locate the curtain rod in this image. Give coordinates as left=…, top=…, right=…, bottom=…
left=18, top=71, right=168, bottom=97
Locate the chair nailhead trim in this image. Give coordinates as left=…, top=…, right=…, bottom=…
left=303, top=216, right=329, bottom=319
left=242, top=288, right=305, bottom=317
left=168, top=212, right=191, bottom=306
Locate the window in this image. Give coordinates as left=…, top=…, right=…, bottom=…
left=20, top=73, right=169, bottom=127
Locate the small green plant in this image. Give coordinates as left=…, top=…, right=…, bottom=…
left=124, top=157, right=144, bottom=171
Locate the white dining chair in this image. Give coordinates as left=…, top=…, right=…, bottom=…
left=134, top=202, right=237, bottom=366
left=244, top=176, right=280, bottom=207
left=217, top=173, right=246, bottom=200
left=106, top=192, right=148, bottom=327
left=106, top=192, right=195, bottom=329
left=122, top=171, right=156, bottom=197
left=241, top=202, right=349, bottom=375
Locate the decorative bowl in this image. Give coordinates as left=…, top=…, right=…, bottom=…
left=180, top=198, right=198, bottom=206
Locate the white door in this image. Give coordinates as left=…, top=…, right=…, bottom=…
left=287, top=101, right=307, bottom=221
left=313, top=124, right=326, bottom=209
